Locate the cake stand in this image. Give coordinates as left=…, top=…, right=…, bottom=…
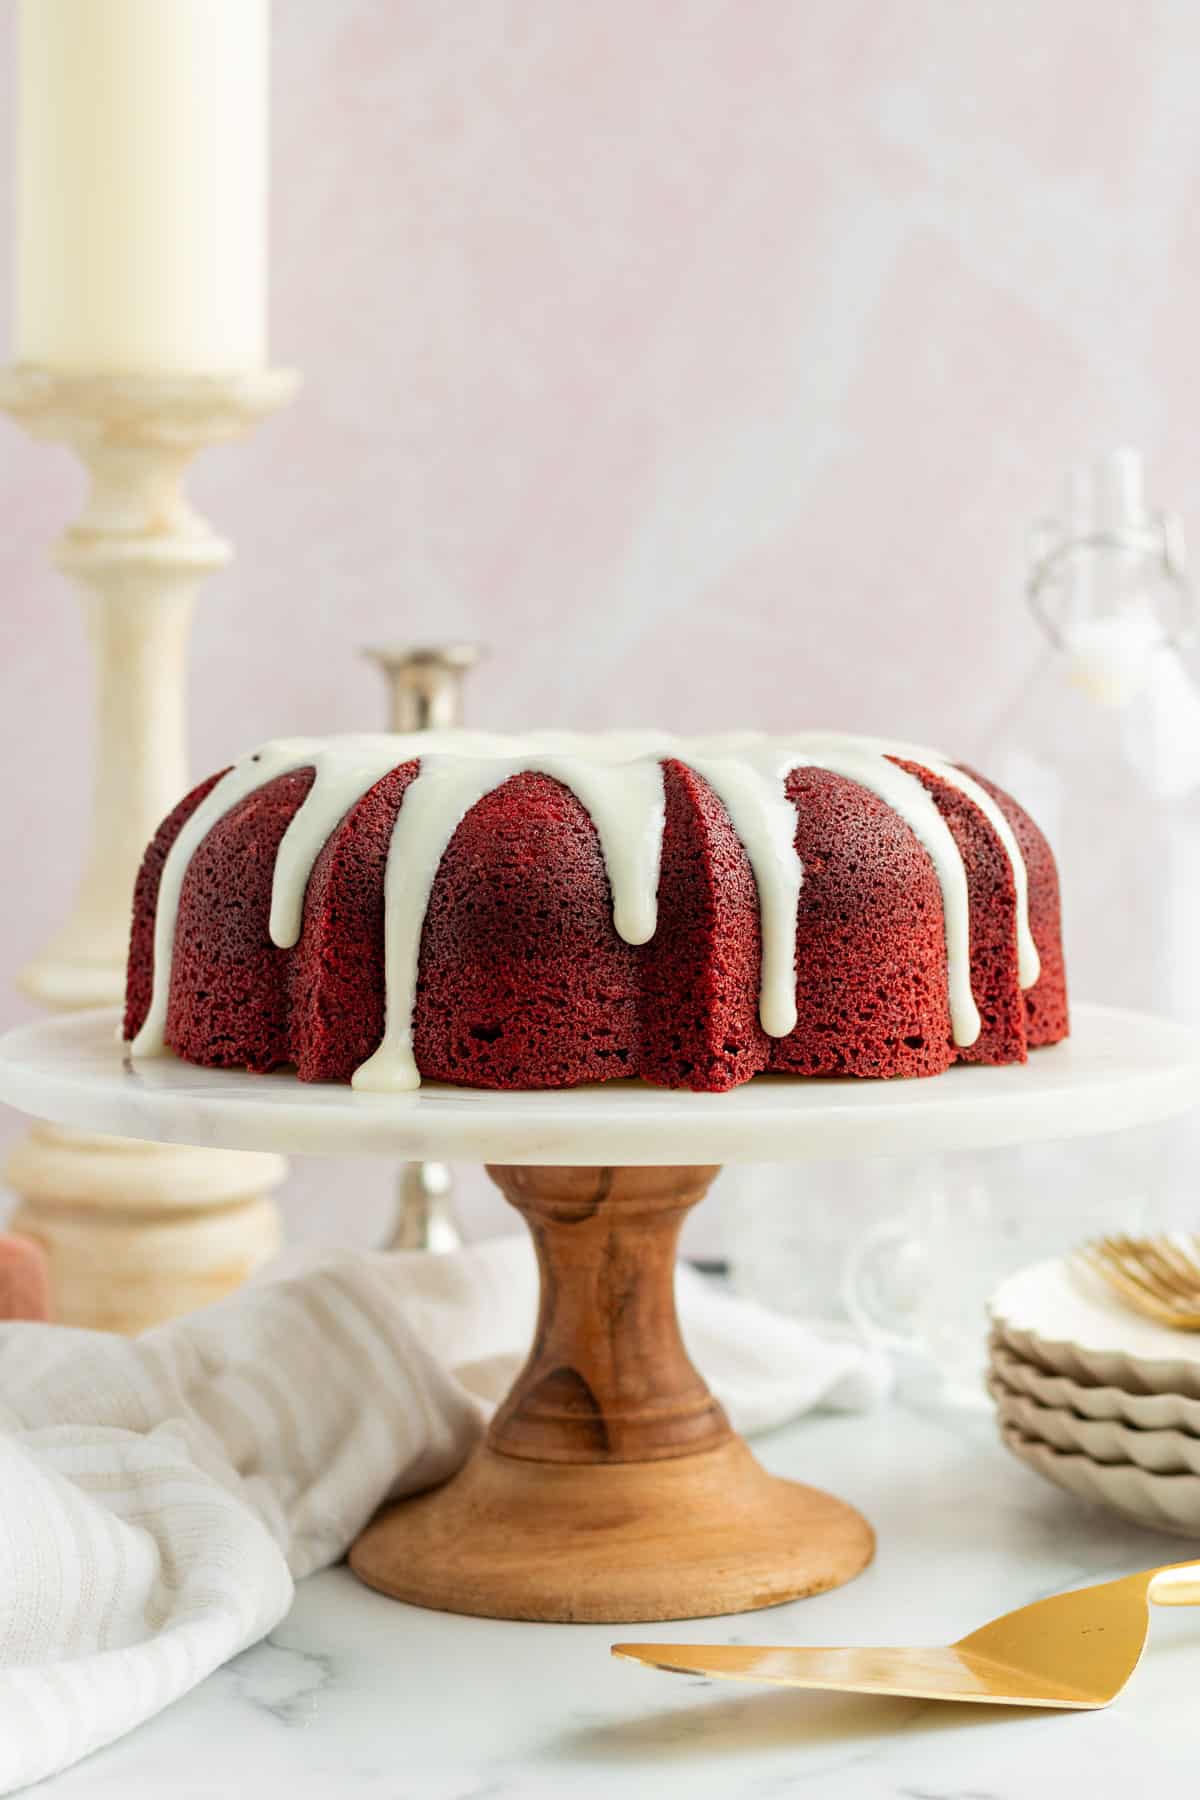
left=1, top=1002, right=1198, bottom=1625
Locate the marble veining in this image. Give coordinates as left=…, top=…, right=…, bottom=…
left=224, top=1637, right=336, bottom=1727
left=30, top=1399, right=1200, bottom=1799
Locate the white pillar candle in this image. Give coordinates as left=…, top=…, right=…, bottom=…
left=15, top=0, right=268, bottom=374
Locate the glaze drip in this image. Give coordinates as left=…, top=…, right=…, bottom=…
left=686, top=750, right=804, bottom=1041
left=353, top=750, right=665, bottom=1093
left=129, top=730, right=1043, bottom=1090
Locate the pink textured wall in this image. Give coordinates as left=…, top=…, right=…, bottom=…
left=1, top=2, right=1199, bottom=1243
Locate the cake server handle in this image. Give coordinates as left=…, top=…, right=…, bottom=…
left=1148, top=1561, right=1200, bottom=1605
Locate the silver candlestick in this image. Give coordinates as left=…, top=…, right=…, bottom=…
left=363, top=642, right=486, bottom=1252
left=390, top=1161, right=461, bottom=1255
left=363, top=642, right=484, bottom=732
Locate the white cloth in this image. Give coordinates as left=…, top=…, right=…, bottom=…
left=0, top=1238, right=889, bottom=1793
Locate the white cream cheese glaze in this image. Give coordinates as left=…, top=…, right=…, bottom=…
left=128, top=730, right=1043, bottom=1091
left=685, top=748, right=805, bottom=1041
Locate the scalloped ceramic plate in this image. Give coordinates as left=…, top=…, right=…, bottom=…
left=990, top=1256, right=1200, bottom=1400
left=988, top=1374, right=1200, bottom=1475
left=988, top=1339, right=1200, bottom=1434
left=1000, top=1424, right=1200, bottom=1536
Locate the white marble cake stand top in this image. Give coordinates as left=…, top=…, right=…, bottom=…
left=0, top=1004, right=1196, bottom=1165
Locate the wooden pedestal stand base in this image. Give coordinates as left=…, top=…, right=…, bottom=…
left=350, top=1164, right=875, bottom=1623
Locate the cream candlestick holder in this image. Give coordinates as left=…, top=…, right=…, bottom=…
left=0, top=365, right=298, bottom=1330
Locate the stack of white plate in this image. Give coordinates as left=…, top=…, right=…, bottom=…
left=988, top=1256, right=1200, bottom=1536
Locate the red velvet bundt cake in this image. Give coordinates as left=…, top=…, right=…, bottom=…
left=124, top=731, right=1068, bottom=1092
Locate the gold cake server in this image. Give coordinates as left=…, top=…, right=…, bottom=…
left=613, top=1561, right=1200, bottom=1709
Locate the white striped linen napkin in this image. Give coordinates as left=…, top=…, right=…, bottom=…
left=0, top=1237, right=889, bottom=1793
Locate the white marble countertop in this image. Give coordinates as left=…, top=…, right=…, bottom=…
left=38, top=1397, right=1199, bottom=1799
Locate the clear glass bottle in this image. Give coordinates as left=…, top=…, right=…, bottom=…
left=980, top=449, right=1200, bottom=1024
left=724, top=451, right=1195, bottom=1361
left=976, top=448, right=1200, bottom=1236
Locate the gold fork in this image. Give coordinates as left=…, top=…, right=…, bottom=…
left=1077, top=1233, right=1200, bottom=1330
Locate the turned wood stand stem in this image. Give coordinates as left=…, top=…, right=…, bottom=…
left=487, top=1164, right=729, bottom=1463
left=350, top=1162, right=875, bottom=1623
